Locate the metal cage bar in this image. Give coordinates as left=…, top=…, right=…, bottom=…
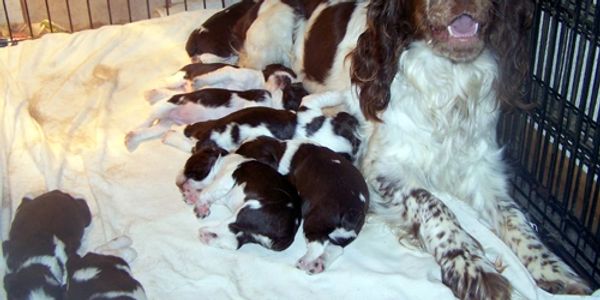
left=500, top=0, right=600, bottom=288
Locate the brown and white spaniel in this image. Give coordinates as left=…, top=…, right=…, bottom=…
left=298, top=0, right=593, bottom=298
left=235, top=0, right=593, bottom=298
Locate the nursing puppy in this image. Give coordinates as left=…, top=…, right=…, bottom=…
left=65, top=252, right=146, bottom=300
left=235, top=136, right=369, bottom=274
left=145, top=63, right=298, bottom=104
left=185, top=0, right=256, bottom=64
left=3, top=190, right=92, bottom=299
left=176, top=146, right=302, bottom=251
left=165, top=106, right=361, bottom=162
left=126, top=72, right=307, bottom=152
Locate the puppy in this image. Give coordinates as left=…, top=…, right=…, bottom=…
left=126, top=69, right=306, bottom=152
left=176, top=146, right=302, bottom=251
left=65, top=252, right=146, bottom=300
left=3, top=190, right=91, bottom=299
left=145, top=63, right=298, bottom=103
left=235, top=136, right=369, bottom=274
left=167, top=105, right=361, bottom=162
left=185, top=0, right=256, bottom=64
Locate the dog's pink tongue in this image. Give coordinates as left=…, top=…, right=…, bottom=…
left=448, top=15, right=478, bottom=37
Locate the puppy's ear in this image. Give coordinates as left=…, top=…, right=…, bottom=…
left=75, top=199, right=92, bottom=227
left=2, top=240, right=10, bottom=258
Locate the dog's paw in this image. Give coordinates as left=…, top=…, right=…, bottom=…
left=536, top=278, right=592, bottom=295
left=198, top=229, right=218, bottom=244
left=296, top=257, right=325, bottom=275
left=440, top=251, right=511, bottom=300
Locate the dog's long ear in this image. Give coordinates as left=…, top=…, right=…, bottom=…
left=488, top=0, right=536, bottom=110
left=350, top=0, right=417, bottom=121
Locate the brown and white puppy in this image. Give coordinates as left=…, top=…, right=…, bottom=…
left=236, top=0, right=304, bottom=70
left=234, top=136, right=369, bottom=274
left=127, top=66, right=306, bottom=152
left=65, top=252, right=146, bottom=300
left=176, top=146, right=302, bottom=251
left=185, top=0, right=256, bottom=64
left=144, top=63, right=297, bottom=104
left=3, top=190, right=91, bottom=300
left=164, top=105, right=361, bottom=163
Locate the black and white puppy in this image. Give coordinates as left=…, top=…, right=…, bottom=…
left=176, top=146, right=302, bottom=251
left=185, top=0, right=256, bottom=64
left=164, top=105, right=361, bottom=162
left=145, top=63, right=298, bottom=104
left=65, top=252, right=146, bottom=300
left=235, top=136, right=369, bottom=274
left=3, top=190, right=91, bottom=300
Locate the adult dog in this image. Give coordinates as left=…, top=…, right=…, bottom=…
left=242, top=0, right=592, bottom=298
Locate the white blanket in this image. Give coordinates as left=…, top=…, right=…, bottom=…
left=0, top=9, right=595, bottom=300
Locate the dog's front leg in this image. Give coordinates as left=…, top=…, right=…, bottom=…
left=373, top=179, right=512, bottom=300
left=496, top=196, right=591, bottom=294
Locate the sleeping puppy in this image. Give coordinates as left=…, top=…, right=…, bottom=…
left=165, top=105, right=361, bottom=162
left=236, top=0, right=303, bottom=70
left=126, top=73, right=307, bottom=152
left=65, top=252, right=146, bottom=300
left=176, top=146, right=302, bottom=251
left=235, top=136, right=369, bottom=274
left=3, top=190, right=92, bottom=299
left=144, top=63, right=298, bottom=104
left=185, top=0, right=256, bottom=64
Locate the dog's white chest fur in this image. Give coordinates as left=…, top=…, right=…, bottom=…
left=361, top=42, right=507, bottom=224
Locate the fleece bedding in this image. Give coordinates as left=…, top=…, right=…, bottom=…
left=0, top=8, right=596, bottom=300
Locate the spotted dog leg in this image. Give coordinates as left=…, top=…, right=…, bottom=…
left=497, top=197, right=591, bottom=294
left=373, top=179, right=511, bottom=300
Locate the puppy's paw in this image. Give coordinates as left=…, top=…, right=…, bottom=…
left=124, top=131, right=140, bottom=152
left=144, top=88, right=171, bottom=105
left=194, top=203, right=211, bottom=219
left=296, top=257, right=325, bottom=275
left=198, top=229, right=218, bottom=244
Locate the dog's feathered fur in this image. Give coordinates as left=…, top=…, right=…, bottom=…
left=239, top=0, right=591, bottom=298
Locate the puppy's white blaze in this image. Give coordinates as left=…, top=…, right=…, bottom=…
left=19, top=255, right=63, bottom=283
left=286, top=202, right=294, bottom=208
left=238, top=124, right=275, bottom=145
left=89, top=287, right=147, bottom=300
left=72, top=267, right=101, bottom=282
left=332, top=159, right=341, bottom=164
left=278, top=140, right=303, bottom=175
left=114, top=263, right=132, bottom=274
left=251, top=233, right=273, bottom=248
left=44, top=275, right=60, bottom=286
left=359, top=193, right=367, bottom=203
left=328, top=228, right=357, bottom=241
left=198, top=53, right=237, bottom=65
left=28, top=288, right=55, bottom=300
left=245, top=200, right=262, bottom=210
